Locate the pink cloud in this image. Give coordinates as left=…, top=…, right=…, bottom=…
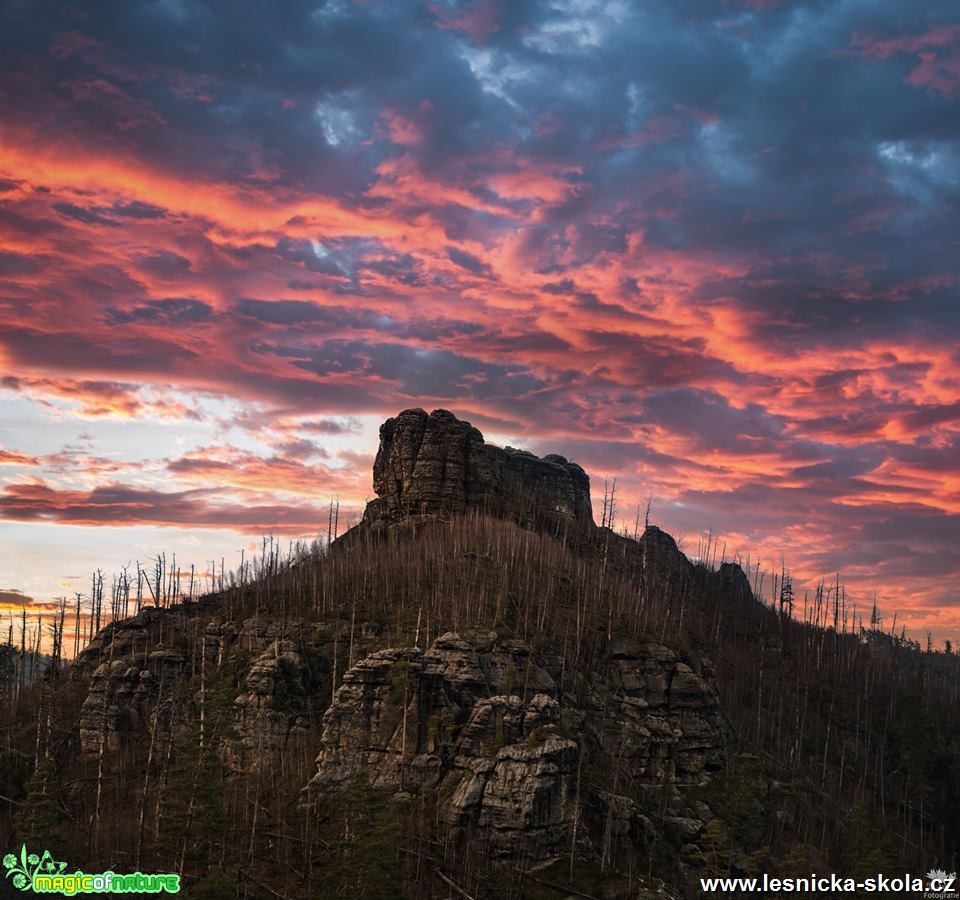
left=850, top=25, right=960, bottom=96
left=430, top=0, right=501, bottom=42
left=850, top=25, right=960, bottom=60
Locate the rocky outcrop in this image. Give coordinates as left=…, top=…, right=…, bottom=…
left=77, top=614, right=355, bottom=766
left=447, top=733, right=580, bottom=862
left=216, top=618, right=371, bottom=772
left=637, top=525, right=692, bottom=576
left=225, top=640, right=311, bottom=772
left=361, top=408, right=592, bottom=531
left=585, top=638, right=724, bottom=786
left=302, top=630, right=725, bottom=868
left=302, top=630, right=557, bottom=797
left=720, top=562, right=754, bottom=602
left=79, top=648, right=185, bottom=752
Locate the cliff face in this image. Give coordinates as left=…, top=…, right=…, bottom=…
left=75, top=616, right=727, bottom=878
left=362, top=408, right=593, bottom=531
left=302, top=629, right=724, bottom=869
left=75, top=608, right=356, bottom=768
left=720, top=561, right=753, bottom=602
left=79, top=648, right=184, bottom=753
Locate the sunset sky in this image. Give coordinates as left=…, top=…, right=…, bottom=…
left=1, top=0, right=958, bottom=646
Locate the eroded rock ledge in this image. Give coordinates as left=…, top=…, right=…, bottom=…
left=301, top=629, right=724, bottom=868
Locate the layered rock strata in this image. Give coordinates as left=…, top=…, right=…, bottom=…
left=361, top=408, right=593, bottom=531
left=302, top=630, right=725, bottom=867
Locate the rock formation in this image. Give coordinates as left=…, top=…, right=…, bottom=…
left=76, top=611, right=349, bottom=766
left=226, top=640, right=311, bottom=771
left=352, top=408, right=752, bottom=604
left=584, top=638, right=724, bottom=786
left=302, top=629, right=725, bottom=868
left=79, top=648, right=184, bottom=753
left=361, top=408, right=593, bottom=531
left=66, top=407, right=748, bottom=892
left=720, top=561, right=753, bottom=602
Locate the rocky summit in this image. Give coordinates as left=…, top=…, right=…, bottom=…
left=362, top=408, right=593, bottom=531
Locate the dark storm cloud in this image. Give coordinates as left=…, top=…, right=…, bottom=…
left=106, top=298, right=213, bottom=324
left=135, top=250, right=192, bottom=277
left=2, top=0, right=956, bottom=347
left=363, top=253, right=426, bottom=286
left=235, top=298, right=491, bottom=345
left=3, top=0, right=956, bottom=287
left=275, top=237, right=354, bottom=278
left=256, top=338, right=544, bottom=399
left=0, top=251, right=44, bottom=276
left=0, top=480, right=329, bottom=533
left=447, top=246, right=495, bottom=277
left=433, top=0, right=960, bottom=285
left=273, top=237, right=425, bottom=290
left=52, top=201, right=121, bottom=227
left=624, top=388, right=794, bottom=454
left=297, top=418, right=358, bottom=435
left=237, top=298, right=335, bottom=326
left=694, top=270, right=960, bottom=349
left=0, top=326, right=199, bottom=373
left=0, top=0, right=509, bottom=194
left=110, top=200, right=168, bottom=219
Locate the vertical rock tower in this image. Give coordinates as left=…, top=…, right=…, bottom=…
left=361, top=408, right=593, bottom=531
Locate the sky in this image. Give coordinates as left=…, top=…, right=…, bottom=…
left=0, top=0, right=958, bottom=647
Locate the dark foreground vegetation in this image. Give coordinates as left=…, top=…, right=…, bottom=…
left=1, top=511, right=959, bottom=898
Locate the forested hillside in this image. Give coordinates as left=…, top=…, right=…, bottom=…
left=2, top=410, right=958, bottom=899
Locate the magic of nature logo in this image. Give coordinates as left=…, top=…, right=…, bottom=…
left=3, top=845, right=180, bottom=894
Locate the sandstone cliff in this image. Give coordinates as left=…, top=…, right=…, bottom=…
left=302, top=629, right=725, bottom=869
left=361, top=408, right=593, bottom=531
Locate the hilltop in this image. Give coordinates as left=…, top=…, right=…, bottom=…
left=1, top=409, right=959, bottom=899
